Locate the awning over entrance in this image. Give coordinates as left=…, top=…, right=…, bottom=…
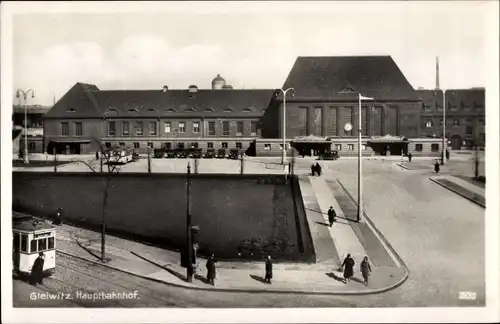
left=368, top=134, right=409, bottom=144
left=51, top=139, right=92, bottom=144
left=292, top=134, right=331, bottom=143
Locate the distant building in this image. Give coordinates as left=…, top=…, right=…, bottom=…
left=12, top=105, right=50, bottom=156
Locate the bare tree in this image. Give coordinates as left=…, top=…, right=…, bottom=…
left=70, top=137, right=121, bottom=262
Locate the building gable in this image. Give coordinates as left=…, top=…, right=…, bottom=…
left=44, top=83, right=104, bottom=119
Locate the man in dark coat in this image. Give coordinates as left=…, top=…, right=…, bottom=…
left=341, top=253, right=355, bottom=284
left=328, top=206, right=337, bottom=226
left=30, top=252, right=45, bottom=285
left=265, top=255, right=273, bottom=284
left=96, top=151, right=99, bottom=160
left=434, top=161, right=440, bottom=173
left=53, top=207, right=63, bottom=226
left=206, top=253, right=217, bottom=285
left=445, top=149, right=450, bottom=161
left=311, top=164, right=316, bottom=176
left=408, top=152, right=413, bottom=163
left=315, top=163, right=322, bottom=176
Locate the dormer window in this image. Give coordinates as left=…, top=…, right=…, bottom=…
left=222, top=108, right=234, bottom=113
left=146, top=108, right=156, bottom=113
left=66, top=108, right=77, bottom=113
left=128, top=108, right=139, bottom=113
left=204, top=108, right=215, bottom=112
left=243, top=106, right=255, bottom=112
left=184, top=107, right=196, bottom=112
left=165, top=108, right=176, bottom=113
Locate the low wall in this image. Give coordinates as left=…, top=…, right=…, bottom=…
left=13, top=172, right=313, bottom=262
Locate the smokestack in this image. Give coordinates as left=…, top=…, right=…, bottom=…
left=435, top=57, right=440, bottom=90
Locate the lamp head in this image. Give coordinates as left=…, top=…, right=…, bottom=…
left=16, top=90, right=20, bottom=98
left=31, top=91, right=35, bottom=98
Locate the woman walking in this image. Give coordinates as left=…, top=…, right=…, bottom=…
left=265, top=255, right=273, bottom=284
left=360, top=256, right=372, bottom=286
left=206, top=253, right=217, bottom=285
left=341, top=253, right=355, bottom=284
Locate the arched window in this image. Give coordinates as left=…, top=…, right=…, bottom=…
left=128, top=108, right=139, bottom=113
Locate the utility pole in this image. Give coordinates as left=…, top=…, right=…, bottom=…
left=186, top=163, right=193, bottom=282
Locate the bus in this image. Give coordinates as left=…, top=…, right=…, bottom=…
left=108, top=148, right=135, bottom=164
left=13, top=213, right=56, bottom=276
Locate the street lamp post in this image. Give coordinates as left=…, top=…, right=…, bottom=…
left=186, top=163, right=193, bottom=283
left=441, top=89, right=446, bottom=165
left=357, top=94, right=374, bottom=223
left=278, top=88, right=295, bottom=165
left=16, top=89, right=35, bottom=164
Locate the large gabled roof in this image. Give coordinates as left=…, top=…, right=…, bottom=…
left=282, top=56, right=420, bottom=100
left=44, top=83, right=103, bottom=119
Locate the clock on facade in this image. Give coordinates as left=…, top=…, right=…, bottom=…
left=344, top=122, right=353, bottom=132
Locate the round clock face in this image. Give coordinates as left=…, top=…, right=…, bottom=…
left=344, top=123, right=353, bottom=132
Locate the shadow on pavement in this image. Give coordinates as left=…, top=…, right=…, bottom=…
left=194, top=274, right=210, bottom=285
left=130, top=251, right=187, bottom=282
left=325, top=272, right=345, bottom=283
left=75, top=240, right=101, bottom=261
left=249, top=274, right=268, bottom=284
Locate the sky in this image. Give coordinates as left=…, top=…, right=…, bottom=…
left=9, top=1, right=492, bottom=105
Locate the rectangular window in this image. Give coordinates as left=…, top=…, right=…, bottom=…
left=431, top=144, right=439, bottom=152
left=222, top=122, right=230, bottom=136
left=147, top=142, right=154, bottom=148
left=335, top=144, right=342, bottom=150
left=298, top=107, right=308, bottom=136
left=236, top=121, right=244, bottom=135
left=178, top=142, right=185, bottom=149
left=163, top=142, right=171, bottom=149
left=207, top=142, right=214, bottom=149
left=150, top=122, right=157, bottom=135
left=107, top=121, right=116, bottom=136
left=423, top=104, right=431, bottom=111
left=123, top=122, right=130, bottom=135
left=133, top=142, right=140, bottom=149
left=264, top=144, right=271, bottom=150
left=453, top=119, right=460, bottom=127
left=313, top=107, right=322, bottom=136
left=250, top=121, right=258, bottom=135
left=190, top=142, right=198, bottom=149
left=193, top=122, right=200, bottom=133
left=466, top=126, right=473, bottom=135
left=48, top=237, right=55, bottom=249
left=425, top=121, right=433, bottom=128
left=105, top=142, right=111, bottom=148
left=119, top=142, right=125, bottom=147
left=179, top=122, right=186, bottom=133
left=75, top=122, right=83, bottom=136
left=236, top=142, right=242, bottom=149
left=347, top=144, right=354, bottom=151
left=136, top=121, right=143, bottom=135
left=21, top=234, right=28, bottom=252
left=61, top=122, right=69, bottom=136
left=38, top=238, right=47, bottom=251
left=30, top=239, right=37, bottom=253
left=221, top=142, right=228, bottom=148
left=164, top=122, right=171, bottom=133
left=29, top=142, right=36, bottom=149
left=415, top=144, right=423, bottom=151
left=208, top=122, right=216, bottom=136
left=361, top=144, right=367, bottom=151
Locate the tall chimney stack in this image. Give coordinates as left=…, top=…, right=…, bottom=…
left=435, top=56, right=440, bottom=90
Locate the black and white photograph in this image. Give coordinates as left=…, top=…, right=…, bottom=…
left=1, top=1, right=499, bottom=323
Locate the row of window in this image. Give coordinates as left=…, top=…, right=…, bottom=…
left=61, top=122, right=83, bottom=136
left=14, top=233, right=55, bottom=253
left=262, top=143, right=367, bottom=151
left=414, top=144, right=440, bottom=152
left=105, top=141, right=244, bottom=150
left=422, top=103, right=484, bottom=112
left=424, top=118, right=485, bottom=128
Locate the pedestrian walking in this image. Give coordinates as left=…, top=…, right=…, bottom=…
left=96, top=151, right=99, bottom=160
left=360, top=256, right=372, bottom=286
left=327, top=206, right=336, bottom=226
left=341, top=253, right=355, bottom=284
left=434, top=161, right=440, bottom=173
left=206, top=253, right=217, bottom=285
left=408, top=152, right=413, bottom=163
left=30, top=252, right=45, bottom=285
left=315, top=163, right=322, bottom=176
left=445, top=149, right=450, bottom=161
left=311, top=164, right=316, bottom=176
left=53, top=207, right=63, bottom=226
left=265, top=255, right=273, bottom=284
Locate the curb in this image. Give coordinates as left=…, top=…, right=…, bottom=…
left=55, top=249, right=406, bottom=296
left=395, top=163, right=410, bottom=170
left=334, top=180, right=409, bottom=288
left=429, top=178, right=485, bottom=208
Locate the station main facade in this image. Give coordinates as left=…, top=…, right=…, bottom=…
left=42, top=55, right=485, bottom=157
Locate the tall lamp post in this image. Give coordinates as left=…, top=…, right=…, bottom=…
left=277, top=88, right=295, bottom=165
left=16, top=89, right=35, bottom=164
left=441, top=89, right=447, bottom=165
left=186, top=163, right=193, bottom=283
left=357, top=94, right=374, bottom=223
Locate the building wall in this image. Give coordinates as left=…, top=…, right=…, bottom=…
left=43, top=118, right=104, bottom=153
left=407, top=138, right=444, bottom=157
left=279, top=101, right=421, bottom=139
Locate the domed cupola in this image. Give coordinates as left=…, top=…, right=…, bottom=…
left=211, top=74, right=226, bottom=90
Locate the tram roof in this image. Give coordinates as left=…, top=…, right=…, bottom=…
left=13, top=214, right=54, bottom=232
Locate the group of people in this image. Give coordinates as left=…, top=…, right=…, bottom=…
left=341, top=254, right=372, bottom=286
left=311, top=163, right=322, bottom=176
left=204, top=254, right=274, bottom=286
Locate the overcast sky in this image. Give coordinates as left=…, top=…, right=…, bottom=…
left=10, top=1, right=491, bottom=105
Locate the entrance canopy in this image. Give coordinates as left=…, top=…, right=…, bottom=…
left=51, top=139, right=91, bottom=144
left=368, top=134, right=409, bottom=144
left=291, top=134, right=331, bottom=143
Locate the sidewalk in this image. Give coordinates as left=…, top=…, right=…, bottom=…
left=29, top=174, right=408, bottom=295
left=429, top=175, right=485, bottom=208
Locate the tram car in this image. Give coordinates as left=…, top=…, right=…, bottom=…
left=12, top=213, right=56, bottom=276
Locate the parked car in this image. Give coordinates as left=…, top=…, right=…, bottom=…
left=175, top=149, right=188, bottom=159
left=188, top=148, right=203, bottom=159
left=164, top=149, right=177, bottom=158
left=203, top=149, right=215, bottom=159
left=228, top=149, right=242, bottom=160
left=216, top=148, right=227, bottom=159
left=318, top=150, right=339, bottom=160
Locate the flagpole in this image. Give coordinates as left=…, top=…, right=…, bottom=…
left=357, top=93, right=362, bottom=223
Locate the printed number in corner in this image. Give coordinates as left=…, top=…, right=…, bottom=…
left=459, top=292, right=476, bottom=300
